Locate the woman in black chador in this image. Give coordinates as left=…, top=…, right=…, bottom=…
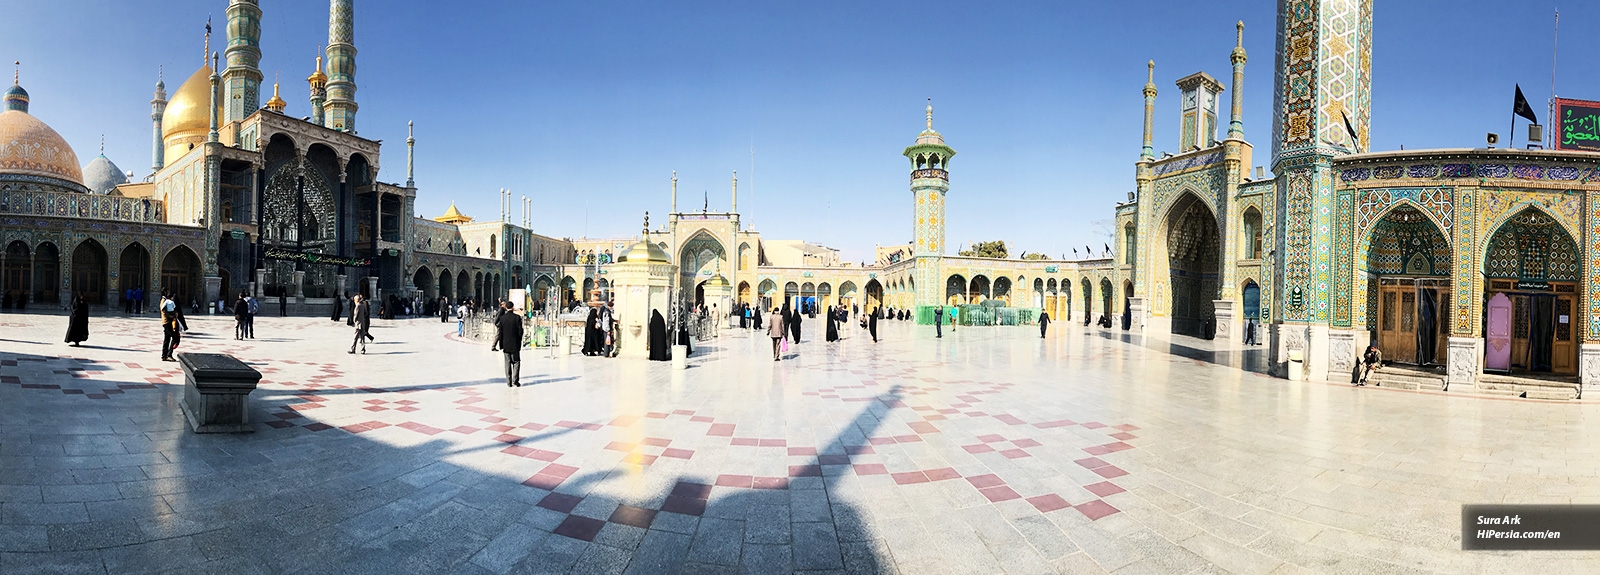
left=868, top=306, right=879, bottom=343
left=789, top=307, right=802, bottom=343
left=64, top=295, right=89, bottom=346
left=331, top=293, right=343, bottom=322
left=582, top=307, right=602, bottom=356
left=648, top=309, right=670, bottom=361
left=825, top=306, right=839, bottom=342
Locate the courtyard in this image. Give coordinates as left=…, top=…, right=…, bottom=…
left=1, top=311, right=1596, bottom=574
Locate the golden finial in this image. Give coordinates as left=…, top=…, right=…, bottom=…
left=11, top=61, right=17, bottom=85
left=1236, top=21, right=1245, bottom=47
left=1147, top=61, right=1155, bottom=83
left=643, top=212, right=650, bottom=236
left=926, top=98, right=933, bottom=130
left=99, top=135, right=104, bottom=154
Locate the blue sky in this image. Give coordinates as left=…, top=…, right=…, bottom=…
left=0, top=1, right=1583, bottom=263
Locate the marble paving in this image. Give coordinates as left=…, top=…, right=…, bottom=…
left=1, top=310, right=1598, bottom=574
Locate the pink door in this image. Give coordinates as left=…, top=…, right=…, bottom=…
left=1485, top=292, right=1512, bottom=371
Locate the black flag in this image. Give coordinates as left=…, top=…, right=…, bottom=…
left=1340, top=110, right=1361, bottom=152
left=1514, top=84, right=1538, bottom=124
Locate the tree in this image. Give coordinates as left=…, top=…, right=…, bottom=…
left=1021, top=252, right=1048, bottom=260
left=958, top=240, right=1008, bottom=259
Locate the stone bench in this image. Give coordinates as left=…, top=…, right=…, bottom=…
left=178, top=353, right=263, bottom=433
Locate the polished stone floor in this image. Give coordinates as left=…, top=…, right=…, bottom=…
left=2, top=310, right=1598, bottom=574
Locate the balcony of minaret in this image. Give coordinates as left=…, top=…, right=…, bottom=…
left=912, top=168, right=948, bottom=182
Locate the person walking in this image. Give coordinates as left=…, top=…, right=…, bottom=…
left=233, top=292, right=249, bottom=340
left=133, top=286, right=144, bottom=314
left=767, top=307, right=785, bottom=361
left=278, top=292, right=287, bottom=317
left=789, top=307, right=803, bottom=344
left=349, top=294, right=371, bottom=354
left=934, top=306, right=944, bottom=338
left=244, top=293, right=258, bottom=339
left=160, top=290, right=181, bottom=362
left=1244, top=318, right=1258, bottom=345
left=1039, top=311, right=1050, bottom=338
left=345, top=293, right=356, bottom=326
left=496, top=301, right=523, bottom=387
left=64, top=295, right=89, bottom=346
left=124, top=288, right=133, bottom=314
left=868, top=306, right=879, bottom=343
left=949, top=306, right=957, bottom=332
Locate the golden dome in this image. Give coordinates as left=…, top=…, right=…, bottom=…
left=0, top=109, right=83, bottom=187
left=264, top=81, right=286, bottom=113
left=619, top=239, right=671, bottom=264
left=161, top=64, right=217, bottom=163
left=434, top=202, right=473, bottom=224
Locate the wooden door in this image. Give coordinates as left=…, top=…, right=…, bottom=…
left=1555, top=294, right=1575, bottom=374
left=1378, top=287, right=1399, bottom=358
left=1378, top=284, right=1428, bottom=364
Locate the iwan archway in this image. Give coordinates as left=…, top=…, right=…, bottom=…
left=1157, top=192, right=1220, bottom=338
left=1360, top=204, right=1451, bottom=366
left=1481, top=207, right=1581, bottom=375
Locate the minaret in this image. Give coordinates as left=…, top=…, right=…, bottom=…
left=323, top=0, right=358, bottom=132
left=222, top=0, right=263, bottom=122
left=731, top=171, right=737, bottom=213
left=1270, top=0, right=1373, bottom=377
left=405, top=121, right=415, bottom=187
left=1227, top=21, right=1247, bottom=140
left=670, top=171, right=677, bottom=213
left=307, top=49, right=327, bottom=125
left=208, top=52, right=220, bottom=143
left=1140, top=61, right=1156, bottom=161
left=903, top=101, right=956, bottom=313
left=150, top=67, right=167, bottom=173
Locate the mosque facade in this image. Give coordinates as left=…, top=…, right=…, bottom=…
left=5, top=0, right=1598, bottom=393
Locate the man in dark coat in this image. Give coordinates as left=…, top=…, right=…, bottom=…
left=348, top=294, right=371, bottom=354
left=934, top=306, right=944, bottom=338
left=440, top=296, right=450, bottom=323
left=279, top=293, right=287, bottom=317
left=64, top=295, right=89, bottom=346
left=496, top=302, right=524, bottom=387
left=1039, top=312, right=1050, bottom=338
left=648, top=309, right=670, bottom=361
left=234, top=292, right=250, bottom=340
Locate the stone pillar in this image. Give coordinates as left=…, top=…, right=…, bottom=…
left=1447, top=337, right=1482, bottom=391
left=1306, top=324, right=1330, bottom=382
left=365, top=276, right=378, bottom=301
left=1581, top=344, right=1600, bottom=392
left=254, top=268, right=265, bottom=298
left=1212, top=299, right=1237, bottom=343
left=1326, top=329, right=1358, bottom=382
left=292, top=270, right=305, bottom=299
left=1271, top=323, right=1307, bottom=379
left=204, top=276, right=221, bottom=309
left=1126, top=297, right=1146, bottom=333
left=336, top=273, right=347, bottom=299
